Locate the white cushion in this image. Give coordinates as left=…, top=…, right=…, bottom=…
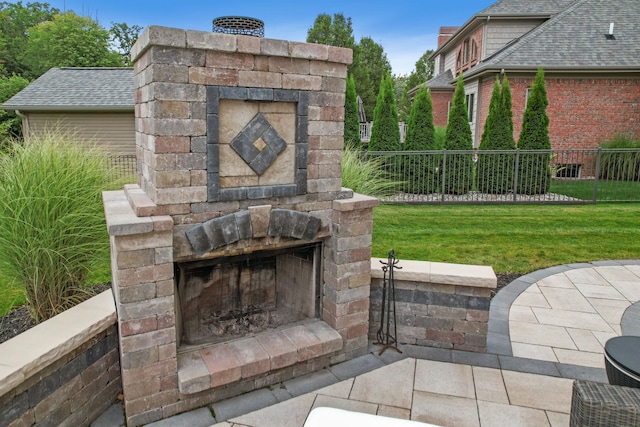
left=304, top=407, right=440, bottom=427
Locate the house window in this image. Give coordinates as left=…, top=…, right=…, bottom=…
left=466, top=93, right=475, bottom=122
left=471, top=40, right=478, bottom=60
left=463, top=39, right=470, bottom=63
left=526, top=87, right=532, bottom=103
left=457, top=51, right=462, bottom=69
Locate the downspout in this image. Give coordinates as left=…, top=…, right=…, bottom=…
left=481, top=16, right=489, bottom=60
left=15, top=110, right=30, bottom=142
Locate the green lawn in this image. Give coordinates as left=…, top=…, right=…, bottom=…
left=373, top=203, right=640, bottom=274
left=551, top=179, right=640, bottom=201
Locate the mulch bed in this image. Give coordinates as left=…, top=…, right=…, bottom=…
left=0, top=274, right=523, bottom=345
left=0, top=283, right=113, bottom=345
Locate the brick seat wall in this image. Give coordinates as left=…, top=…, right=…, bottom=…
left=369, top=259, right=497, bottom=352
left=0, top=291, right=121, bottom=427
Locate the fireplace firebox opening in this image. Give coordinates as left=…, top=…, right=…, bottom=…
left=176, top=243, right=322, bottom=348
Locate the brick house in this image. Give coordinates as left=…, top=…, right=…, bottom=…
left=415, top=0, right=640, bottom=150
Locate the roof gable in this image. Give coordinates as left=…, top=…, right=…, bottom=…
left=2, top=67, right=134, bottom=111
left=474, top=0, right=640, bottom=73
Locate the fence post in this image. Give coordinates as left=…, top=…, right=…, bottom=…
left=441, top=149, right=447, bottom=202
left=513, top=149, right=520, bottom=202
left=593, top=148, right=602, bottom=203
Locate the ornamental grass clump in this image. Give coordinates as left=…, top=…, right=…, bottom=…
left=0, top=133, right=115, bottom=322
left=341, top=146, right=401, bottom=197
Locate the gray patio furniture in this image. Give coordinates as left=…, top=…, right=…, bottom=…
left=570, top=380, right=640, bottom=426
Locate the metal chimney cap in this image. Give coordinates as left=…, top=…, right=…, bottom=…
left=212, top=16, right=265, bottom=37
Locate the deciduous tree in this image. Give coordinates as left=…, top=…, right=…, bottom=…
left=306, top=13, right=355, bottom=49
left=0, top=1, right=59, bottom=77
left=23, top=11, right=124, bottom=78
left=110, top=22, right=142, bottom=66
left=351, top=36, right=392, bottom=121
left=396, top=49, right=434, bottom=121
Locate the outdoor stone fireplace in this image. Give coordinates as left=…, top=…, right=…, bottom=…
left=103, top=25, right=377, bottom=426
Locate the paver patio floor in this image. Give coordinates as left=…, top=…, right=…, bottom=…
left=91, top=261, right=640, bottom=427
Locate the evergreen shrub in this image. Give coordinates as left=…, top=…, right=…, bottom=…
left=477, top=75, right=516, bottom=194
left=598, top=135, right=640, bottom=181
left=517, top=69, right=551, bottom=194
left=404, top=86, right=439, bottom=194
left=344, top=75, right=361, bottom=150
left=443, top=74, right=473, bottom=194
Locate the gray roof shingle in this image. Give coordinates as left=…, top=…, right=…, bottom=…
left=2, top=67, right=134, bottom=111
left=470, top=0, right=640, bottom=74
left=478, top=0, right=578, bottom=16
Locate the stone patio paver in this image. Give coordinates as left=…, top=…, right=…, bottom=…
left=477, top=400, right=550, bottom=427
left=414, top=359, right=475, bottom=399
left=227, top=393, right=316, bottom=427
left=472, top=366, right=509, bottom=404
left=349, top=357, right=415, bottom=408
left=411, top=391, right=480, bottom=427
left=501, top=370, right=573, bottom=413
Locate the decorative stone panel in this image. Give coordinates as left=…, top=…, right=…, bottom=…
left=207, top=86, right=309, bottom=202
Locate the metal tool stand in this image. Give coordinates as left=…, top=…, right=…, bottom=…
left=374, top=249, right=402, bottom=355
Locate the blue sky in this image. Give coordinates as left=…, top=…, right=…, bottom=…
left=36, top=1, right=496, bottom=75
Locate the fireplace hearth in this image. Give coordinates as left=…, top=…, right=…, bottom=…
left=103, top=25, right=378, bottom=426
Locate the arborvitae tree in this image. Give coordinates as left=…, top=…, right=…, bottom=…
left=517, top=68, right=551, bottom=194
left=443, top=74, right=473, bottom=194
left=404, top=86, right=438, bottom=193
left=477, top=75, right=516, bottom=193
left=405, top=87, right=435, bottom=151
left=368, top=74, right=401, bottom=152
left=502, top=75, right=514, bottom=141
left=344, top=75, right=361, bottom=150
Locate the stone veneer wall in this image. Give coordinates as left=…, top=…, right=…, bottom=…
left=369, top=259, right=497, bottom=352
left=0, top=291, right=120, bottom=427
left=104, top=26, right=378, bottom=426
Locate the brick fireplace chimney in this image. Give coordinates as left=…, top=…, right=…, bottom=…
left=103, top=26, right=378, bottom=426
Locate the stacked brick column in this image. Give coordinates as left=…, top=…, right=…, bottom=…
left=324, top=194, right=379, bottom=361
left=104, top=190, right=177, bottom=426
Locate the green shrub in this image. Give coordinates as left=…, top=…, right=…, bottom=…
left=0, top=133, right=116, bottom=322
left=404, top=86, right=439, bottom=194
left=443, top=74, right=473, bottom=194
left=517, top=69, right=551, bottom=194
left=341, top=146, right=401, bottom=197
left=368, top=74, right=401, bottom=152
left=344, top=75, right=361, bottom=150
left=434, top=126, right=446, bottom=149
left=598, top=135, right=640, bottom=181
left=477, top=75, right=516, bottom=194
left=0, top=75, right=30, bottom=149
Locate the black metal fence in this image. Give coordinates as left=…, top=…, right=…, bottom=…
left=109, top=155, right=136, bottom=180
left=109, top=149, right=640, bottom=204
left=365, top=148, right=640, bottom=204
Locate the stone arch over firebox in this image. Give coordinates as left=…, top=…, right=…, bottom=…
left=185, top=206, right=321, bottom=256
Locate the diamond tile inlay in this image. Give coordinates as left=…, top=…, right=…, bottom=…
left=230, top=113, right=287, bottom=175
